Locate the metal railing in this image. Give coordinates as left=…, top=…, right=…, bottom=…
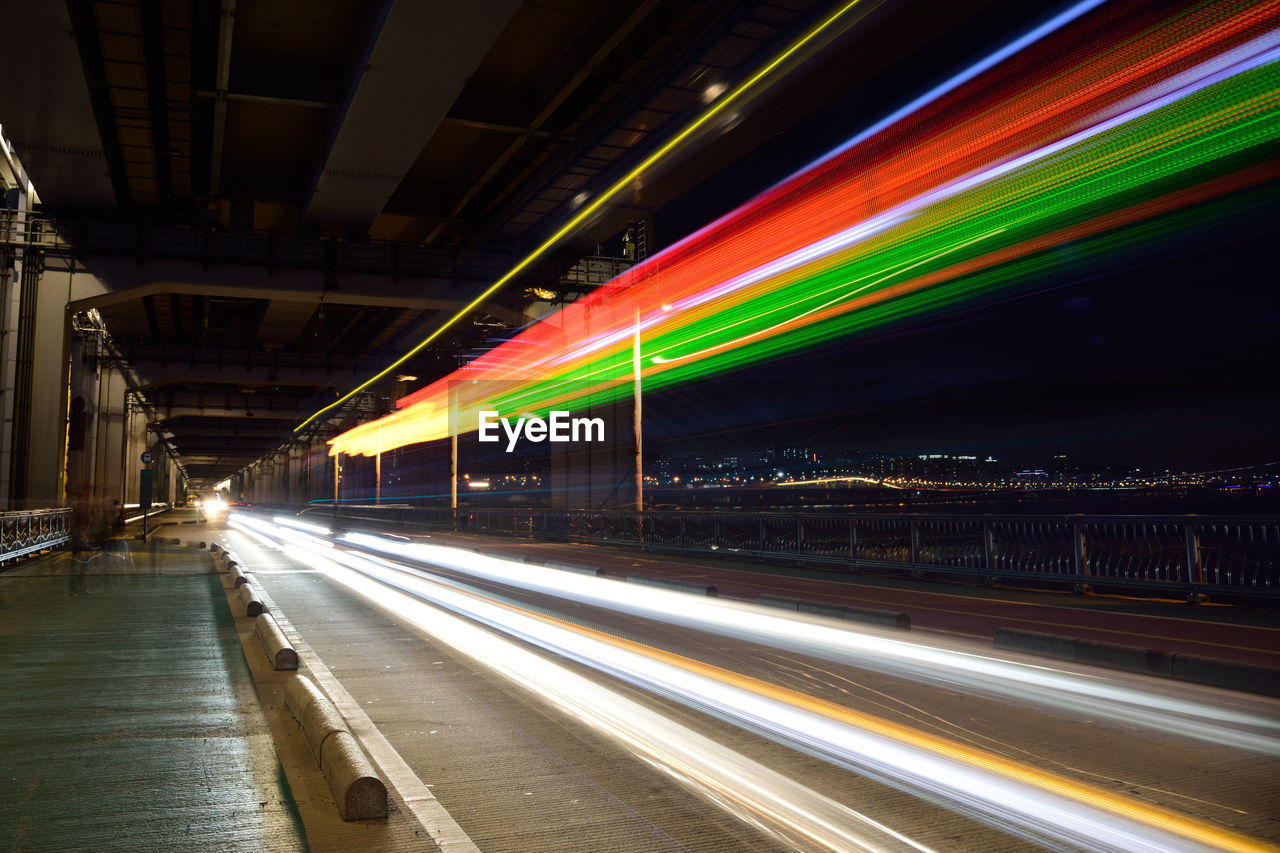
left=0, top=508, right=72, bottom=564
left=315, top=505, right=1280, bottom=600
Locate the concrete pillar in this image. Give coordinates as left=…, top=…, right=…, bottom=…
left=121, top=396, right=150, bottom=505
left=274, top=452, right=287, bottom=503
left=22, top=257, right=73, bottom=507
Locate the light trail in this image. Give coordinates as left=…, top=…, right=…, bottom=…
left=338, top=530, right=1280, bottom=758
left=294, top=0, right=886, bottom=435
left=230, top=513, right=1279, bottom=851
left=330, top=0, right=1280, bottom=458
left=228, top=513, right=935, bottom=853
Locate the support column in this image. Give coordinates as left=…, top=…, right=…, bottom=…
left=0, top=151, right=31, bottom=508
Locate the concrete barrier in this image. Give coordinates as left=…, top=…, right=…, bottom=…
left=254, top=613, right=298, bottom=670
left=209, top=543, right=220, bottom=554
left=482, top=550, right=525, bottom=563
left=322, top=732, right=389, bottom=822
left=993, top=628, right=1076, bottom=661
left=1170, top=653, right=1280, bottom=698
left=544, top=561, right=606, bottom=577
left=229, top=566, right=248, bottom=587
left=796, top=600, right=847, bottom=620
left=994, top=628, right=1173, bottom=676
left=845, top=606, right=911, bottom=630
left=627, top=575, right=717, bottom=596
left=994, top=628, right=1279, bottom=696
left=238, top=580, right=264, bottom=617
left=757, top=594, right=801, bottom=612
left=284, top=675, right=388, bottom=820
left=757, top=594, right=910, bottom=630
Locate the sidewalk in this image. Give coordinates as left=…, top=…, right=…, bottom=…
left=0, top=538, right=308, bottom=853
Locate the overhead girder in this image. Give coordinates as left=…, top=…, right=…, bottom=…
left=421, top=0, right=663, bottom=241
left=0, top=3, right=117, bottom=208
left=304, top=0, right=522, bottom=231
left=108, top=342, right=390, bottom=387
left=148, top=399, right=316, bottom=421
left=68, top=267, right=480, bottom=314
left=158, top=422, right=293, bottom=440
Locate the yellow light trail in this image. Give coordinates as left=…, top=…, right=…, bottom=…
left=294, top=0, right=881, bottom=434
left=465, top=583, right=1277, bottom=853
left=238, top=514, right=1280, bottom=850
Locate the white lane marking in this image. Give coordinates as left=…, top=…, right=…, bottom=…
left=228, top=531, right=482, bottom=853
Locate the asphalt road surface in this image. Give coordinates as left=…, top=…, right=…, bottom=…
left=219, top=514, right=1280, bottom=853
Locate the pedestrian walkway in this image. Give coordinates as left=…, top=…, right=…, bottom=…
left=0, top=536, right=308, bottom=853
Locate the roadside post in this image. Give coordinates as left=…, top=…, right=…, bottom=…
left=140, top=451, right=154, bottom=540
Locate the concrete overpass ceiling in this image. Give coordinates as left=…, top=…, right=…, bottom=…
left=158, top=411, right=298, bottom=482
left=0, top=3, right=117, bottom=207
left=6, top=0, right=1040, bottom=488
left=304, top=0, right=526, bottom=231
left=97, top=291, right=415, bottom=354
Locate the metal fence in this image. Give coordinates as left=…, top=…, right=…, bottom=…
left=315, top=505, right=1279, bottom=599
left=0, top=508, right=72, bottom=564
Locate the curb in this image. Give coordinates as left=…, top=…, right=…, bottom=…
left=238, top=578, right=264, bottom=617
left=993, top=628, right=1280, bottom=698
left=757, top=594, right=911, bottom=630
left=254, top=613, right=298, bottom=670
left=481, top=550, right=525, bottom=563
left=627, top=575, right=717, bottom=596
left=284, top=675, right=388, bottom=821
left=544, top=560, right=606, bottom=577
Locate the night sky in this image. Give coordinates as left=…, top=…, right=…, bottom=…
left=632, top=1, right=1280, bottom=470
left=640, top=229, right=1280, bottom=468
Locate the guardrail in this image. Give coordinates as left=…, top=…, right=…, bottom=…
left=309, top=505, right=1280, bottom=600
left=0, top=508, right=72, bottom=564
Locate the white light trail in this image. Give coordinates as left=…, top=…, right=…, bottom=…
left=241, top=517, right=1267, bottom=852
left=233, top=515, right=935, bottom=853
left=342, top=531, right=1280, bottom=758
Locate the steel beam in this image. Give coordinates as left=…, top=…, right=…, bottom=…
left=65, top=0, right=132, bottom=209
left=209, top=0, right=235, bottom=195
left=70, top=278, right=468, bottom=313
left=304, top=0, right=522, bottom=232
left=140, top=0, right=174, bottom=210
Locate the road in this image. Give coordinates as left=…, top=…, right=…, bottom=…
left=219, top=512, right=1280, bottom=852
